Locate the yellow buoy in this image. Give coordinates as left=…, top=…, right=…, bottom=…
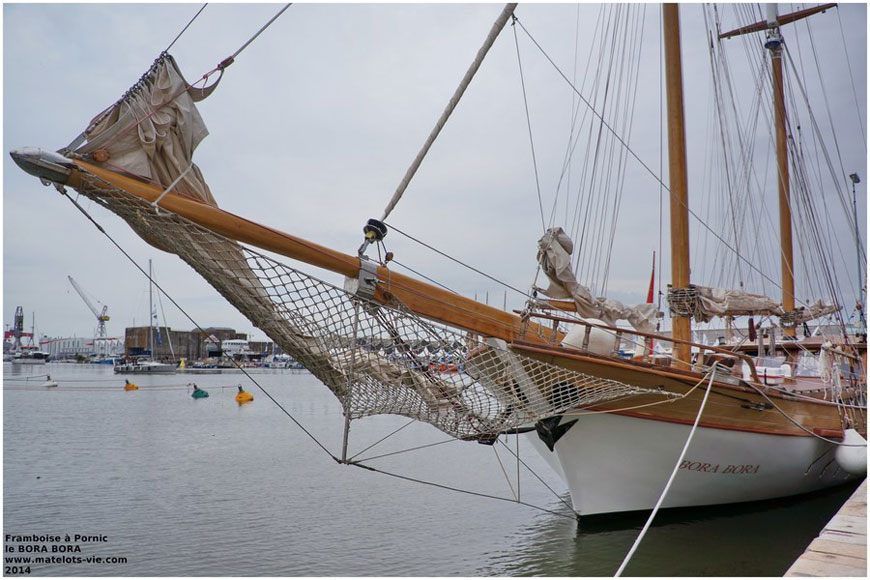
left=124, top=380, right=139, bottom=391
left=235, top=385, right=253, bottom=403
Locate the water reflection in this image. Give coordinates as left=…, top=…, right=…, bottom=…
left=4, top=364, right=861, bottom=577
left=485, top=482, right=860, bottom=576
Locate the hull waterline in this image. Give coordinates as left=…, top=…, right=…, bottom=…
left=528, top=411, right=858, bottom=516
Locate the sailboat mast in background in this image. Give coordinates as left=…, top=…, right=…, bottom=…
left=719, top=3, right=839, bottom=338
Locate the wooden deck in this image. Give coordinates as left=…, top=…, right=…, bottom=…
left=785, top=479, right=867, bottom=577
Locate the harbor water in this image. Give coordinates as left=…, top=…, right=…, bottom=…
left=3, top=363, right=860, bottom=576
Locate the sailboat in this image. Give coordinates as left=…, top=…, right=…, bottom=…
left=9, top=3, right=866, bottom=516
left=114, top=260, right=176, bottom=374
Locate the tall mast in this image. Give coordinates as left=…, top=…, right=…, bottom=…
left=768, top=4, right=796, bottom=338
left=720, top=3, right=838, bottom=339
left=149, top=259, right=154, bottom=359
left=663, top=4, right=692, bottom=366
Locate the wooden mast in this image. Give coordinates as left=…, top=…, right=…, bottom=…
left=771, top=21, right=796, bottom=337
left=663, top=4, right=692, bottom=366
left=720, top=3, right=838, bottom=339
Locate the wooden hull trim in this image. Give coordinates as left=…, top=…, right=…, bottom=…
left=511, top=340, right=846, bottom=406
left=579, top=406, right=845, bottom=438
left=510, top=340, right=859, bottom=440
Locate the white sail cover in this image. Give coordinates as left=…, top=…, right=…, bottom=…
left=692, top=285, right=783, bottom=323
left=536, top=227, right=658, bottom=333
left=75, top=54, right=215, bottom=205
left=784, top=299, right=841, bottom=325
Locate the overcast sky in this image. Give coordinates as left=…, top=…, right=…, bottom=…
left=3, top=2, right=867, bottom=343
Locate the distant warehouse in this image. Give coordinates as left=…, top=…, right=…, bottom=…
left=123, top=326, right=275, bottom=361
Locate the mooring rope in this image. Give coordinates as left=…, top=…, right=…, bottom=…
left=615, top=370, right=716, bottom=577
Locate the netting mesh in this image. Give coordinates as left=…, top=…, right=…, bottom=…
left=71, top=171, right=672, bottom=440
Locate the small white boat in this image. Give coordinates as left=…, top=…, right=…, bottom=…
left=114, top=359, right=176, bottom=374
left=11, top=350, right=50, bottom=365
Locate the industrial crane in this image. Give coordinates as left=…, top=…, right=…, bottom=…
left=68, top=276, right=110, bottom=338
left=4, top=306, right=29, bottom=349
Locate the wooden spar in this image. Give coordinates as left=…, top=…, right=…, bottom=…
left=663, top=4, right=692, bottom=366
left=718, top=3, right=837, bottom=39
left=718, top=5, right=838, bottom=338
left=66, top=160, right=555, bottom=345
left=772, top=36, right=797, bottom=337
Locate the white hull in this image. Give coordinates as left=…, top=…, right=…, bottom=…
left=114, top=361, right=176, bottom=374
left=529, top=412, right=858, bottom=516
left=10, top=358, right=47, bottom=365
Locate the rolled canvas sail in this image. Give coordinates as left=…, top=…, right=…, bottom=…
left=75, top=54, right=215, bottom=205
left=536, top=227, right=658, bottom=333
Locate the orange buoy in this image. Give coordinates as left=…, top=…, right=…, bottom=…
left=235, top=385, right=253, bottom=403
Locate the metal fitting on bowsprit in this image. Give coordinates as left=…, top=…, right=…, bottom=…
left=357, top=218, right=388, bottom=256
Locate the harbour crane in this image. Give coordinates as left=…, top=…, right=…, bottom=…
left=68, top=276, right=110, bottom=338
left=4, top=306, right=30, bottom=349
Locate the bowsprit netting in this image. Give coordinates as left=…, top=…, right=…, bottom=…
left=69, top=170, right=672, bottom=440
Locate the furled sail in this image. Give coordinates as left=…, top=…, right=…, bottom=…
left=68, top=53, right=331, bottom=376
left=74, top=53, right=215, bottom=205
left=780, top=299, right=841, bottom=327
left=666, top=284, right=837, bottom=325
left=535, top=227, right=658, bottom=333
left=668, top=284, right=784, bottom=323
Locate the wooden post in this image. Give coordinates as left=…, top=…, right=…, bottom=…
left=663, top=4, right=692, bottom=367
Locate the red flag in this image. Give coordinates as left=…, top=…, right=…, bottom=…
left=647, top=252, right=656, bottom=357
left=646, top=251, right=656, bottom=304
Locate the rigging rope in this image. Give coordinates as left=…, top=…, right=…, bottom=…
left=58, top=187, right=339, bottom=462
left=511, top=15, right=546, bottom=233
left=511, top=15, right=794, bottom=301
left=221, top=3, right=293, bottom=68
left=834, top=7, right=867, bottom=149
left=380, top=3, right=517, bottom=221
left=345, top=461, right=579, bottom=520
left=77, top=4, right=294, bottom=159
left=384, top=221, right=531, bottom=298
left=164, top=3, right=208, bottom=53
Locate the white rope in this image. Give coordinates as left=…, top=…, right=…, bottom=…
left=614, top=370, right=716, bottom=577
left=380, top=3, right=517, bottom=221
left=151, top=163, right=194, bottom=212
left=228, top=3, right=292, bottom=63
